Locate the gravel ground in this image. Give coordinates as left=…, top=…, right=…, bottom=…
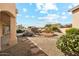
left=0, top=37, right=47, bottom=56
left=27, top=35, right=64, bottom=56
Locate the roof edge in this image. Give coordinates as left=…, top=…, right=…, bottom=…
left=68, top=5, right=79, bottom=12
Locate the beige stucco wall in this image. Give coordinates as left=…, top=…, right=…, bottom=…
left=0, top=21, right=2, bottom=50
left=72, top=8, right=79, bottom=28
left=0, top=3, right=17, bottom=50
left=0, top=3, right=16, bottom=17
left=1, top=12, right=10, bottom=25
left=9, top=17, right=17, bottom=46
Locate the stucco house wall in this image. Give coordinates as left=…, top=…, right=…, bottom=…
left=72, top=8, right=79, bottom=28
left=0, top=3, right=16, bottom=17
left=69, top=5, right=79, bottom=29
left=0, top=3, right=17, bottom=50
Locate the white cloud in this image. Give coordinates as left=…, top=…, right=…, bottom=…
left=38, top=14, right=60, bottom=23
left=17, top=14, right=22, bottom=16
left=40, top=10, right=47, bottom=14
left=61, top=16, right=67, bottom=19
left=43, top=3, right=58, bottom=11
left=72, top=3, right=79, bottom=7
left=36, top=3, right=58, bottom=14
left=68, top=5, right=73, bottom=9
left=38, top=17, right=42, bottom=19
left=25, top=15, right=29, bottom=18
left=68, top=12, right=72, bottom=15
left=25, top=15, right=35, bottom=19
left=29, top=3, right=33, bottom=5
left=36, top=3, right=43, bottom=10
left=23, top=8, right=28, bottom=12
left=68, top=3, right=79, bottom=9
left=62, top=12, right=66, bottom=15
left=47, top=14, right=60, bottom=20
left=31, top=16, right=35, bottom=18
left=68, top=3, right=79, bottom=10
left=38, top=13, right=68, bottom=24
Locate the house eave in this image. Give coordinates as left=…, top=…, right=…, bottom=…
left=68, top=5, right=79, bottom=12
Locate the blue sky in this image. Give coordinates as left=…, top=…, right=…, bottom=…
left=16, top=3, right=79, bottom=27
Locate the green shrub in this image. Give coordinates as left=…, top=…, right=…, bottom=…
left=66, top=28, right=79, bottom=35
left=56, top=28, right=79, bottom=56
left=57, top=34, right=79, bottom=55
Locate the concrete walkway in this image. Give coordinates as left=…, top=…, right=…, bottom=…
left=27, top=36, right=64, bottom=56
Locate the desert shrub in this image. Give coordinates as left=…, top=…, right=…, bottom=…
left=44, top=24, right=62, bottom=33
left=52, top=27, right=61, bottom=33
left=44, top=26, right=61, bottom=33
left=56, top=28, right=79, bottom=56
left=66, top=28, right=79, bottom=35
left=44, top=27, right=53, bottom=33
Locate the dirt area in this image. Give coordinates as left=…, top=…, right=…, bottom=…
left=0, top=37, right=47, bottom=56
left=0, top=33, right=64, bottom=56
left=27, top=35, right=64, bottom=56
